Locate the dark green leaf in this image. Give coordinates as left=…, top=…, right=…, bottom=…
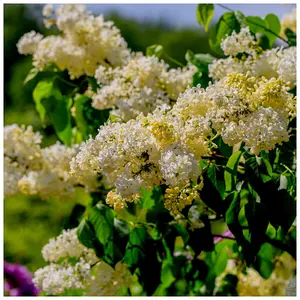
left=73, top=94, right=91, bottom=141
left=173, top=223, right=189, bottom=245
left=77, top=219, right=104, bottom=257
left=196, top=4, right=214, bottom=32
left=124, top=226, right=147, bottom=266
left=201, top=171, right=225, bottom=213
left=192, top=71, right=210, bottom=88
left=224, top=151, right=242, bottom=194
left=209, top=12, right=240, bottom=56
left=41, top=94, right=72, bottom=146
left=285, top=28, right=296, bottom=46
left=88, top=204, right=114, bottom=245
left=63, top=204, right=86, bottom=229
left=245, top=201, right=269, bottom=254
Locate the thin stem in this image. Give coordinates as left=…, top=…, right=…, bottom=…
left=163, top=52, right=185, bottom=67
left=218, top=4, right=234, bottom=12
left=213, top=234, right=235, bottom=240
left=217, top=4, right=289, bottom=44
left=55, top=76, right=78, bottom=88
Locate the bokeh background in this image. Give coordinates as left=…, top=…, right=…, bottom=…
left=4, top=3, right=296, bottom=272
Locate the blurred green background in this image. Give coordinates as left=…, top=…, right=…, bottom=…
left=4, top=4, right=210, bottom=271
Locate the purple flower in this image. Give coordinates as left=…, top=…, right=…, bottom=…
left=4, top=261, right=40, bottom=296
left=213, top=229, right=234, bottom=244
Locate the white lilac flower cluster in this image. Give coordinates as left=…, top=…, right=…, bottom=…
left=33, top=228, right=132, bottom=295
left=71, top=69, right=295, bottom=212
left=4, top=124, right=98, bottom=200
left=209, top=27, right=296, bottom=89
left=92, top=53, right=196, bottom=121
left=17, top=4, right=130, bottom=78
left=220, top=27, right=257, bottom=57
left=18, top=4, right=196, bottom=121
left=214, top=252, right=295, bottom=296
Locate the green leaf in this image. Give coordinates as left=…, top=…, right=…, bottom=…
left=246, top=16, right=266, bottom=34
left=24, top=67, right=39, bottom=85
left=41, top=94, right=72, bottom=146
left=285, top=28, right=296, bottom=46
left=264, top=14, right=281, bottom=47
left=207, top=164, right=218, bottom=190
left=77, top=219, right=104, bottom=257
left=245, top=201, right=269, bottom=254
left=161, top=261, right=176, bottom=288
left=214, top=240, right=236, bottom=276
left=73, top=94, right=90, bottom=141
left=253, top=243, right=276, bottom=279
left=224, top=151, right=243, bottom=194
left=234, top=10, right=247, bottom=28
left=196, top=4, right=214, bottom=32
left=173, top=223, right=189, bottom=245
left=146, top=44, right=164, bottom=58
left=138, top=189, right=155, bottom=210
left=185, top=50, right=215, bottom=66
left=209, top=12, right=240, bottom=56
left=88, top=204, right=114, bottom=245
left=192, top=71, right=210, bottom=88
left=124, top=226, right=147, bottom=266
left=33, top=80, right=54, bottom=123
left=201, top=172, right=225, bottom=213
left=33, top=79, right=73, bottom=146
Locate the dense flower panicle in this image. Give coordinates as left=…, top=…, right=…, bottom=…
left=86, top=261, right=133, bottom=296
left=209, top=57, right=247, bottom=81
left=42, top=229, right=98, bottom=264
left=33, top=229, right=132, bottom=295
left=280, top=8, right=296, bottom=38
left=72, top=67, right=295, bottom=210
left=214, top=252, right=296, bottom=296
left=164, top=181, right=203, bottom=215
left=92, top=54, right=196, bottom=121
left=18, top=4, right=130, bottom=78
left=241, top=107, right=290, bottom=154
left=4, top=125, right=98, bottom=200
left=159, top=144, right=201, bottom=187
left=17, top=31, right=43, bottom=55
left=4, top=124, right=43, bottom=168
left=209, top=27, right=296, bottom=89
left=221, top=27, right=256, bottom=56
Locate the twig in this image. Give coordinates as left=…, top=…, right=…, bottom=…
left=217, top=4, right=289, bottom=44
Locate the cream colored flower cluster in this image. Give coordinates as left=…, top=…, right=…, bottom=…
left=176, top=73, right=295, bottom=154
left=70, top=105, right=206, bottom=213
left=220, top=27, right=257, bottom=57
left=33, top=228, right=132, bottom=295
left=209, top=27, right=296, bottom=89
left=71, top=69, right=295, bottom=212
left=214, top=252, right=295, bottom=296
left=4, top=124, right=98, bottom=200
left=92, top=53, right=196, bottom=121
left=17, top=4, right=130, bottom=78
